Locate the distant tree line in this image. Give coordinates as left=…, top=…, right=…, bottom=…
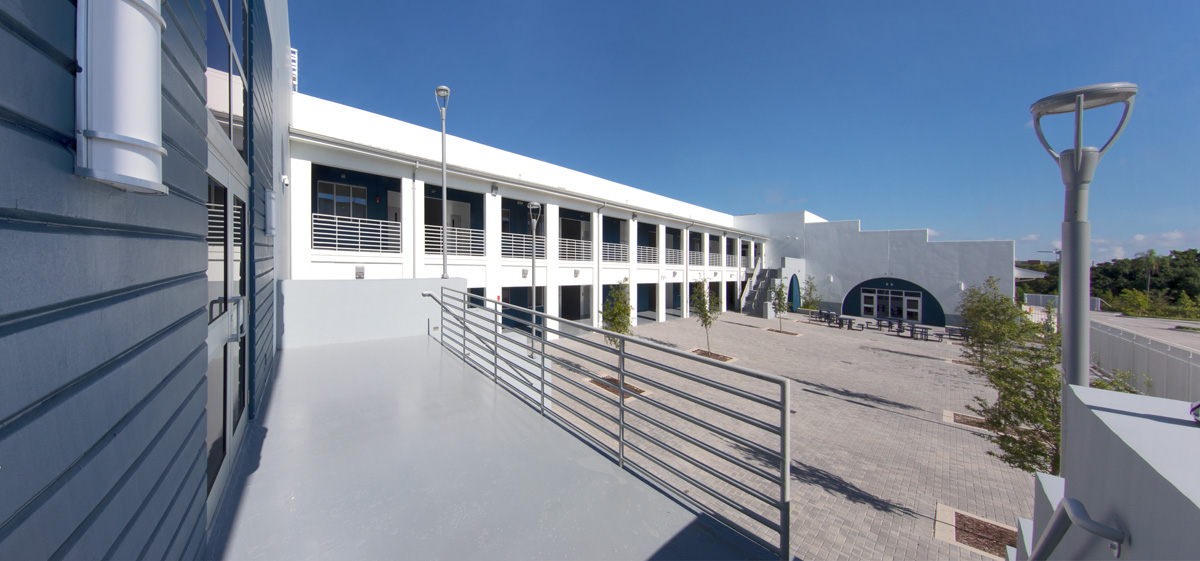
left=1017, top=248, right=1200, bottom=319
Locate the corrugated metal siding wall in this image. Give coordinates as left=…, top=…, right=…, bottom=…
left=0, top=0, right=272, bottom=558
left=248, top=0, right=276, bottom=415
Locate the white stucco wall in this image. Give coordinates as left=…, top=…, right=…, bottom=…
left=735, top=213, right=1015, bottom=324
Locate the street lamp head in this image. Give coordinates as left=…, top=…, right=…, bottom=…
left=526, top=201, right=541, bottom=211
left=435, top=85, right=450, bottom=98
left=1031, top=82, right=1137, bottom=162
left=1030, top=82, right=1137, bottom=117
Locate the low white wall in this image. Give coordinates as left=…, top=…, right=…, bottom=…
left=1090, top=322, right=1200, bottom=402
left=278, top=278, right=467, bottom=349
left=1051, top=386, right=1200, bottom=559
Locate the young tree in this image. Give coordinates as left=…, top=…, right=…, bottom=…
left=691, top=282, right=722, bottom=352
left=770, top=280, right=789, bottom=331
left=800, top=274, right=820, bottom=310
left=601, top=278, right=632, bottom=348
left=960, top=278, right=1064, bottom=475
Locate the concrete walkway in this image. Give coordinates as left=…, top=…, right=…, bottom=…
left=206, top=336, right=771, bottom=560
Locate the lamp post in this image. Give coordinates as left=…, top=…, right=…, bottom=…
left=528, top=201, right=542, bottom=336
left=1030, top=82, right=1136, bottom=389
left=436, top=85, right=450, bottom=279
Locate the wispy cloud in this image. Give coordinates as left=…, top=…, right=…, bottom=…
left=1020, top=234, right=1039, bottom=242
left=1088, top=229, right=1200, bottom=263
left=928, top=229, right=946, bottom=238
left=1052, top=240, right=1062, bottom=250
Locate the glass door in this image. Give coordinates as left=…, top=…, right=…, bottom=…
left=204, top=177, right=249, bottom=521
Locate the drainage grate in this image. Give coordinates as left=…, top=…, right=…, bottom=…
left=588, top=376, right=646, bottom=399
left=955, top=511, right=1017, bottom=558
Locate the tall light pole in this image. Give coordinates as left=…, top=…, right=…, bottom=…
left=528, top=201, right=542, bottom=336
left=436, top=85, right=450, bottom=279
left=1030, top=82, right=1136, bottom=389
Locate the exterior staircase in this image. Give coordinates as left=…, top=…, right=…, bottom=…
left=742, top=268, right=779, bottom=318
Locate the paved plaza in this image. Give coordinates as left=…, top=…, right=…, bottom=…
left=552, top=313, right=1035, bottom=561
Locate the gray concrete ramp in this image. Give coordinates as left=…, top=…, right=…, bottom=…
left=207, top=336, right=771, bottom=560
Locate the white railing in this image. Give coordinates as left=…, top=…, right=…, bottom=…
left=741, top=255, right=750, bottom=268
left=312, top=213, right=401, bottom=253
left=559, top=238, right=592, bottom=261
left=501, top=232, right=546, bottom=259
left=726, top=254, right=737, bottom=268
left=636, top=246, right=658, bottom=264
left=425, top=225, right=485, bottom=256
left=602, top=242, right=628, bottom=263
left=708, top=252, right=722, bottom=267
left=664, top=248, right=683, bottom=265
left=688, top=250, right=704, bottom=266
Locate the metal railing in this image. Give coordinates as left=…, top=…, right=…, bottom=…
left=741, top=255, right=750, bottom=268
left=664, top=248, right=683, bottom=265
left=425, top=287, right=792, bottom=560
left=1030, top=497, right=1126, bottom=560
left=312, top=213, right=401, bottom=253
left=688, top=250, right=704, bottom=266
left=636, top=246, right=658, bottom=264
left=424, top=225, right=485, bottom=256
left=559, top=238, right=592, bottom=261
left=709, top=252, right=722, bottom=267
left=726, top=254, right=738, bottom=268
left=1090, top=322, right=1199, bottom=400
left=501, top=232, right=546, bottom=259
left=602, top=242, right=629, bottom=263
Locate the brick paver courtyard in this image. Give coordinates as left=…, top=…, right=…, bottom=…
left=545, top=313, right=1033, bottom=561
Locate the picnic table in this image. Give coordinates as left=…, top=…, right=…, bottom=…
left=946, top=326, right=971, bottom=341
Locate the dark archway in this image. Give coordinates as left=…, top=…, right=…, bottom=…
left=841, top=277, right=947, bottom=326
left=789, top=274, right=801, bottom=311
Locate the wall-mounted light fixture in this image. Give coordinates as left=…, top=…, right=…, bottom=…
left=672, top=271, right=677, bottom=277
left=491, top=183, right=498, bottom=196
left=958, top=282, right=965, bottom=291
left=574, top=269, right=580, bottom=278
left=829, top=275, right=835, bottom=283
left=522, top=269, right=529, bottom=278
left=75, top=0, right=167, bottom=194
left=632, top=214, right=638, bottom=221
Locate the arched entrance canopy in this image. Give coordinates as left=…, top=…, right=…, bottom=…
left=841, top=277, right=947, bottom=326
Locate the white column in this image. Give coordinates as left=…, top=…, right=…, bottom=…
left=484, top=189, right=502, bottom=300
left=682, top=226, right=691, bottom=318
left=629, top=214, right=639, bottom=327
left=656, top=223, right=666, bottom=322
left=592, top=210, right=603, bottom=328
left=412, top=180, right=426, bottom=278
left=545, top=204, right=560, bottom=340
left=288, top=159, right=312, bottom=280
left=401, top=177, right=417, bottom=279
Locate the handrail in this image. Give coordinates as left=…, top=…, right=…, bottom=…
left=1029, top=497, right=1126, bottom=560
left=422, top=287, right=792, bottom=560
left=738, top=255, right=763, bottom=311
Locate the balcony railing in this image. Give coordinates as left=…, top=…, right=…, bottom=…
left=559, top=238, right=592, bottom=261
left=636, top=246, right=658, bottom=264
left=741, top=255, right=750, bottom=268
left=688, top=250, right=704, bottom=266
left=664, top=248, right=683, bottom=265
left=602, top=242, right=628, bottom=263
left=708, top=252, right=722, bottom=267
left=501, top=232, right=546, bottom=259
left=425, top=225, right=485, bottom=256
left=312, top=213, right=401, bottom=253
left=726, top=254, right=737, bottom=268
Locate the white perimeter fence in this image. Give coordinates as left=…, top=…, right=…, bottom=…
left=1090, top=322, right=1200, bottom=402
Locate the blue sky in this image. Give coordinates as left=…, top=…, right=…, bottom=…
left=289, top=1, right=1199, bottom=261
